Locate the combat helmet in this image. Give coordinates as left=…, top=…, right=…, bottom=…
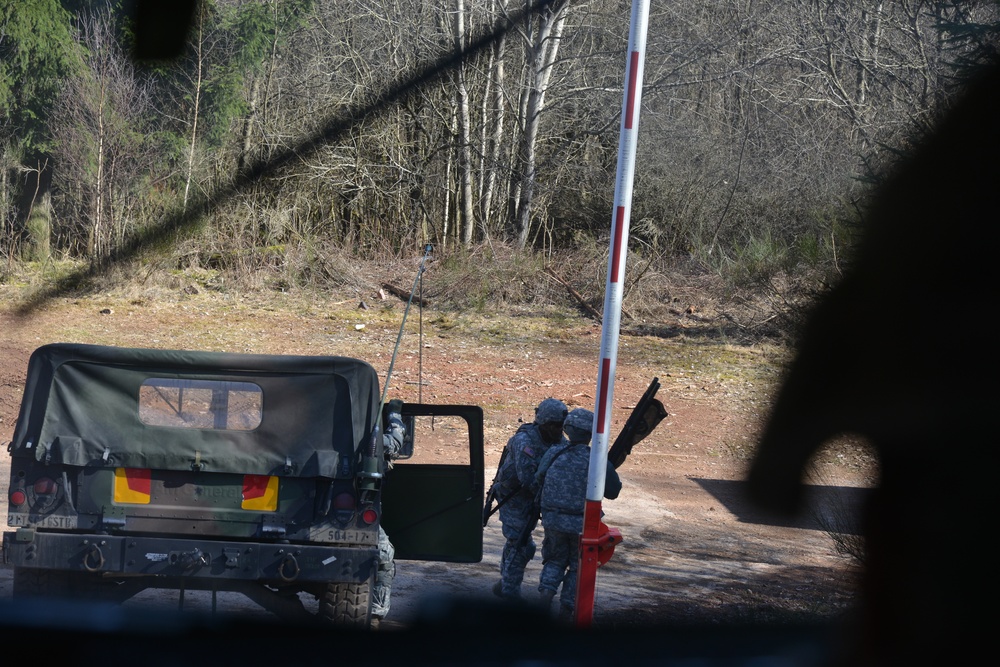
left=563, top=408, right=594, bottom=443
left=534, top=397, right=568, bottom=425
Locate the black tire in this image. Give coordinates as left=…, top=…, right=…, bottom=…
left=317, top=577, right=373, bottom=628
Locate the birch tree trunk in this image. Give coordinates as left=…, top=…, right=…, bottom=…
left=183, top=8, right=204, bottom=214
left=478, top=0, right=507, bottom=238
left=454, top=0, right=476, bottom=247
left=238, top=76, right=259, bottom=174
left=511, top=0, right=568, bottom=250
left=91, top=68, right=107, bottom=258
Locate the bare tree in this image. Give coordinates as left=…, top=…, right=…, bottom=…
left=453, top=0, right=476, bottom=247
left=509, top=0, right=569, bottom=249
left=183, top=4, right=206, bottom=213
left=49, top=9, right=151, bottom=260
left=477, top=0, right=509, bottom=240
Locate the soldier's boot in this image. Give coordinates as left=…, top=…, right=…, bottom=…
left=557, top=605, right=574, bottom=624
left=538, top=588, right=556, bottom=612
left=493, top=579, right=521, bottom=600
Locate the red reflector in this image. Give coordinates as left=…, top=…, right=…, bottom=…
left=10, top=490, right=26, bottom=506
left=242, top=475, right=278, bottom=511
left=361, top=509, right=378, bottom=525
left=242, top=475, right=270, bottom=500
left=33, top=478, right=58, bottom=495
left=114, top=468, right=151, bottom=504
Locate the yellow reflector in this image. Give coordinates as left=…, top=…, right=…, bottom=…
left=242, top=475, right=279, bottom=512
left=114, top=468, right=151, bottom=504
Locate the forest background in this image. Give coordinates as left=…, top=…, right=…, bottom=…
left=2, top=0, right=999, bottom=331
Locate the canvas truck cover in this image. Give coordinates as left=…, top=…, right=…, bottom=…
left=8, top=343, right=380, bottom=479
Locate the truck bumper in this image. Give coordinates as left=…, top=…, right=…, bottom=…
left=3, top=530, right=377, bottom=584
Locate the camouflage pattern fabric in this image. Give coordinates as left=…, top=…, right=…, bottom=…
left=536, top=442, right=621, bottom=611
left=383, top=412, right=406, bottom=460
left=496, top=422, right=561, bottom=597
left=534, top=397, right=569, bottom=425
left=374, top=408, right=405, bottom=619
left=498, top=508, right=536, bottom=596
left=538, top=444, right=592, bottom=533
left=539, top=526, right=579, bottom=611
left=562, top=407, right=594, bottom=443
left=372, top=525, right=395, bottom=618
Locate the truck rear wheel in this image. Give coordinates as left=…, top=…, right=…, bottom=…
left=318, top=576, right=373, bottom=628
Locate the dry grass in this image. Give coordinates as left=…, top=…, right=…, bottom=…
left=1, top=241, right=824, bottom=348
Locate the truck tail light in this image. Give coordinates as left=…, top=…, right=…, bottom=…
left=33, top=477, right=59, bottom=495
left=332, top=492, right=356, bottom=522
left=333, top=493, right=355, bottom=510
left=10, top=489, right=27, bottom=507
left=361, top=508, right=378, bottom=525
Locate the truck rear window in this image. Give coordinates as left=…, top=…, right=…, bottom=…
left=138, top=378, right=263, bottom=431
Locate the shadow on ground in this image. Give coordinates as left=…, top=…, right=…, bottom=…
left=691, top=478, right=870, bottom=534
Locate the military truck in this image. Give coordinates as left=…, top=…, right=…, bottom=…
left=3, top=343, right=484, bottom=627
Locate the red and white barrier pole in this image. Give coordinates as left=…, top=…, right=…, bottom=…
left=575, top=0, right=650, bottom=628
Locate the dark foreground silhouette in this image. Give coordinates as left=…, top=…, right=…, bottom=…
left=748, top=63, right=999, bottom=665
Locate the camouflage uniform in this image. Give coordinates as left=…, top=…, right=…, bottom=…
left=372, top=526, right=395, bottom=619
left=372, top=403, right=406, bottom=621
left=535, top=408, right=621, bottom=614
left=494, top=398, right=568, bottom=599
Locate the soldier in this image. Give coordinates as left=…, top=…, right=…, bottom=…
left=372, top=398, right=406, bottom=628
left=534, top=408, right=621, bottom=617
left=492, top=397, right=569, bottom=599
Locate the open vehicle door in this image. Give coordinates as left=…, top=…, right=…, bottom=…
left=380, top=404, right=484, bottom=563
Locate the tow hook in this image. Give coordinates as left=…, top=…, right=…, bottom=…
left=277, top=551, right=300, bottom=582
left=82, top=541, right=106, bottom=572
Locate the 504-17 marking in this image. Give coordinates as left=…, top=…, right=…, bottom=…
left=309, top=525, right=376, bottom=544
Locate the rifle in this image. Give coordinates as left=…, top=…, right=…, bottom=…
left=607, top=377, right=668, bottom=468
left=483, top=421, right=543, bottom=526
left=482, top=443, right=513, bottom=527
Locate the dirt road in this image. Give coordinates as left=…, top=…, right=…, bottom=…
left=0, top=288, right=870, bottom=629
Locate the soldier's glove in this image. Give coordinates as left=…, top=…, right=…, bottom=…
left=387, top=399, right=404, bottom=416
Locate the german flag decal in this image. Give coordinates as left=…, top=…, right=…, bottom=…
left=242, top=475, right=278, bottom=512
left=114, top=468, right=151, bottom=504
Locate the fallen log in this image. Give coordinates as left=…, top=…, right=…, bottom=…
left=544, top=267, right=634, bottom=321
left=382, top=282, right=430, bottom=307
